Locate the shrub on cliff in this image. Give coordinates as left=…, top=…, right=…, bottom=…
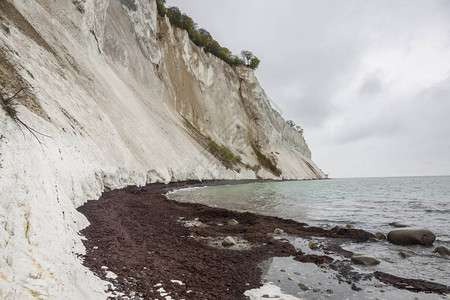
left=251, top=144, right=281, bottom=177
left=156, top=0, right=166, bottom=16
left=207, top=140, right=242, bottom=170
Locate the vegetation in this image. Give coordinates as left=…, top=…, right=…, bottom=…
left=207, top=139, right=242, bottom=169
left=156, top=0, right=260, bottom=69
left=251, top=144, right=281, bottom=177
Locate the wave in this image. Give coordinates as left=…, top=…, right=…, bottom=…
left=424, top=209, right=450, bottom=214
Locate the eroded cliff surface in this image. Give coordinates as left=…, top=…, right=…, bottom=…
left=0, top=0, right=324, bottom=298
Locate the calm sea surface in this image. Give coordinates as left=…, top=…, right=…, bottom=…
left=168, top=176, right=450, bottom=299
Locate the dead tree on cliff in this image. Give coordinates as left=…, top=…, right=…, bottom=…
left=0, top=87, right=50, bottom=147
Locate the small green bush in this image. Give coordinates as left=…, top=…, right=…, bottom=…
left=207, top=140, right=241, bottom=169
left=252, top=144, right=281, bottom=176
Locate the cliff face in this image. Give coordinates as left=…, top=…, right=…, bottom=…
left=0, top=0, right=324, bottom=298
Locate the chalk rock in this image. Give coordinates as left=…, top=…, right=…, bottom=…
left=351, top=254, right=380, bottom=265
left=222, top=236, right=236, bottom=246
left=387, top=227, right=436, bottom=246
left=389, top=222, right=409, bottom=228
left=433, top=246, right=450, bottom=256
left=227, top=219, right=239, bottom=226
left=105, top=271, right=118, bottom=279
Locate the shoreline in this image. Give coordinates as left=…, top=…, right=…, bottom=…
left=78, top=181, right=449, bottom=299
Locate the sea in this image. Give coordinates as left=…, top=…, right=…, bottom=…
left=167, top=176, right=450, bottom=299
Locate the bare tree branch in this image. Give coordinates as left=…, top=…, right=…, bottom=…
left=1, top=87, right=51, bottom=149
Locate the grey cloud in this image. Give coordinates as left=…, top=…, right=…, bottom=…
left=359, top=72, right=384, bottom=96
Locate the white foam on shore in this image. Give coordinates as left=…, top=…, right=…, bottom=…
left=244, top=282, right=304, bottom=300
left=166, top=186, right=209, bottom=195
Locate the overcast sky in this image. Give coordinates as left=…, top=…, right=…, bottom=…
left=166, top=0, right=450, bottom=178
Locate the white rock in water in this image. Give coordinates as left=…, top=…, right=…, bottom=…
left=387, top=227, right=436, bottom=246
left=222, top=236, right=237, bottom=246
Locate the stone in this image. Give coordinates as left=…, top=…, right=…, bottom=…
left=346, top=224, right=355, bottom=229
left=433, top=246, right=450, bottom=256
left=274, top=228, right=284, bottom=234
left=227, top=219, right=239, bottom=226
left=399, top=251, right=411, bottom=258
left=367, top=238, right=379, bottom=243
left=105, top=271, right=118, bottom=279
left=387, top=227, right=436, bottom=246
left=389, top=222, right=409, bottom=228
left=351, top=254, right=380, bottom=265
left=298, top=283, right=309, bottom=291
left=375, top=232, right=386, bottom=240
left=222, top=236, right=236, bottom=246
left=308, top=241, right=318, bottom=250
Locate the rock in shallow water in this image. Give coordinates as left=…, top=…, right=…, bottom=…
left=433, top=246, right=450, bottom=256
left=351, top=254, right=381, bottom=265
left=298, top=283, right=309, bottom=291
left=308, top=241, right=318, bottom=250
left=222, top=236, right=236, bottom=246
left=274, top=228, right=284, bottom=234
left=399, top=251, right=412, bottom=258
left=389, top=222, right=409, bottom=228
left=387, top=227, right=436, bottom=246
left=375, top=232, right=386, bottom=240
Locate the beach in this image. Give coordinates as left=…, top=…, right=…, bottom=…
left=78, top=181, right=450, bottom=299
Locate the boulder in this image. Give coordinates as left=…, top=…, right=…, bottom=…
left=351, top=254, right=380, bottom=265
left=387, top=227, right=436, bottom=246
left=222, top=236, right=236, bottom=246
left=433, top=246, right=450, bottom=256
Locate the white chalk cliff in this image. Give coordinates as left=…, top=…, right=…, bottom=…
left=0, top=0, right=325, bottom=298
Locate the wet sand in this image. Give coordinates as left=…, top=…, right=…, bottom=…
left=77, top=181, right=450, bottom=299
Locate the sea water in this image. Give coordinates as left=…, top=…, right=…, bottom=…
left=168, top=176, right=450, bottom=299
